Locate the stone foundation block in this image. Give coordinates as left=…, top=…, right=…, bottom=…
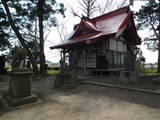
left=119, top=71, right=139, bottom=82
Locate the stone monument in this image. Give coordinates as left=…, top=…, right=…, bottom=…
left=54, top=59, right=79, bottom=89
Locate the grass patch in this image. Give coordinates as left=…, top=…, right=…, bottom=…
left=47, top=70, right=59, bottom=75
left=5, top=66, right=11, bottom=71
left=139, top=69, right=159, bottom=75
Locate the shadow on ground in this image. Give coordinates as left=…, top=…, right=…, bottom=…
left=31, top=76, right=160, bottom=110
left=79, top=84, right=160, bottom=109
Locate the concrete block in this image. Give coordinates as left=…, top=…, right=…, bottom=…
left=119, top=71, right=139, bottom=82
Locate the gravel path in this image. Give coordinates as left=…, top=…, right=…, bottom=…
left=1, top=76, right=160, bottom=120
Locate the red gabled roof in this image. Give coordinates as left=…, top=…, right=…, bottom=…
left=50, top=6, right=141, bottom=49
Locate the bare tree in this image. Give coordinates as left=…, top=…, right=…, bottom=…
left=56, top=23, right=68, bottom=43
left=55, top=22, right=68, bottom=59
left=68, top=0, right=96, bottom=18
left=96, top=0, right=128, bottom=15
left=68, top=0, right=128, bottom=18
left=45, top=21, right=68, bottom=59
left=78, top=0, right=96, bottom=18
left=68, top=6, right=82, bottom=19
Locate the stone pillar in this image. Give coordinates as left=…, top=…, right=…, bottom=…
left=4, top=72, right=38, bottom=106
left=119, top=71, right=139, bottom=82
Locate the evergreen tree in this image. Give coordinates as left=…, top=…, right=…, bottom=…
left=135, top=0, right=160, bottom=72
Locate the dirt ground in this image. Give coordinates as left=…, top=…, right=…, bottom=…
left=81, top=75, right=160, bottom=91
left=1, top=75, right=160, bottom=120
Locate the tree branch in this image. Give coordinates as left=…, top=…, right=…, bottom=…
left=150, top=22, right=159, bottom=39
left=1, top=0, right=30, bottom=48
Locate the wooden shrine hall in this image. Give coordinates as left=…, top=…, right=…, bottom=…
left=50, top=6, right=141, bottom=76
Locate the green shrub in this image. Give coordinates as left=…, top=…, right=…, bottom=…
left=47, top=70, right=59, bottom=75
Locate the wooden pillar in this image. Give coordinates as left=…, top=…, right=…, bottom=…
left=60, top=49, right=62, bottom=60
left=83, top=47, right=86, bottom=76
left=62, top=49, right=66, bottom=62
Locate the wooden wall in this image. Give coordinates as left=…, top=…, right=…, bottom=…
left=107, top=38, right=126, bottom=68
left=73, top=37, right=127, bottom=70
